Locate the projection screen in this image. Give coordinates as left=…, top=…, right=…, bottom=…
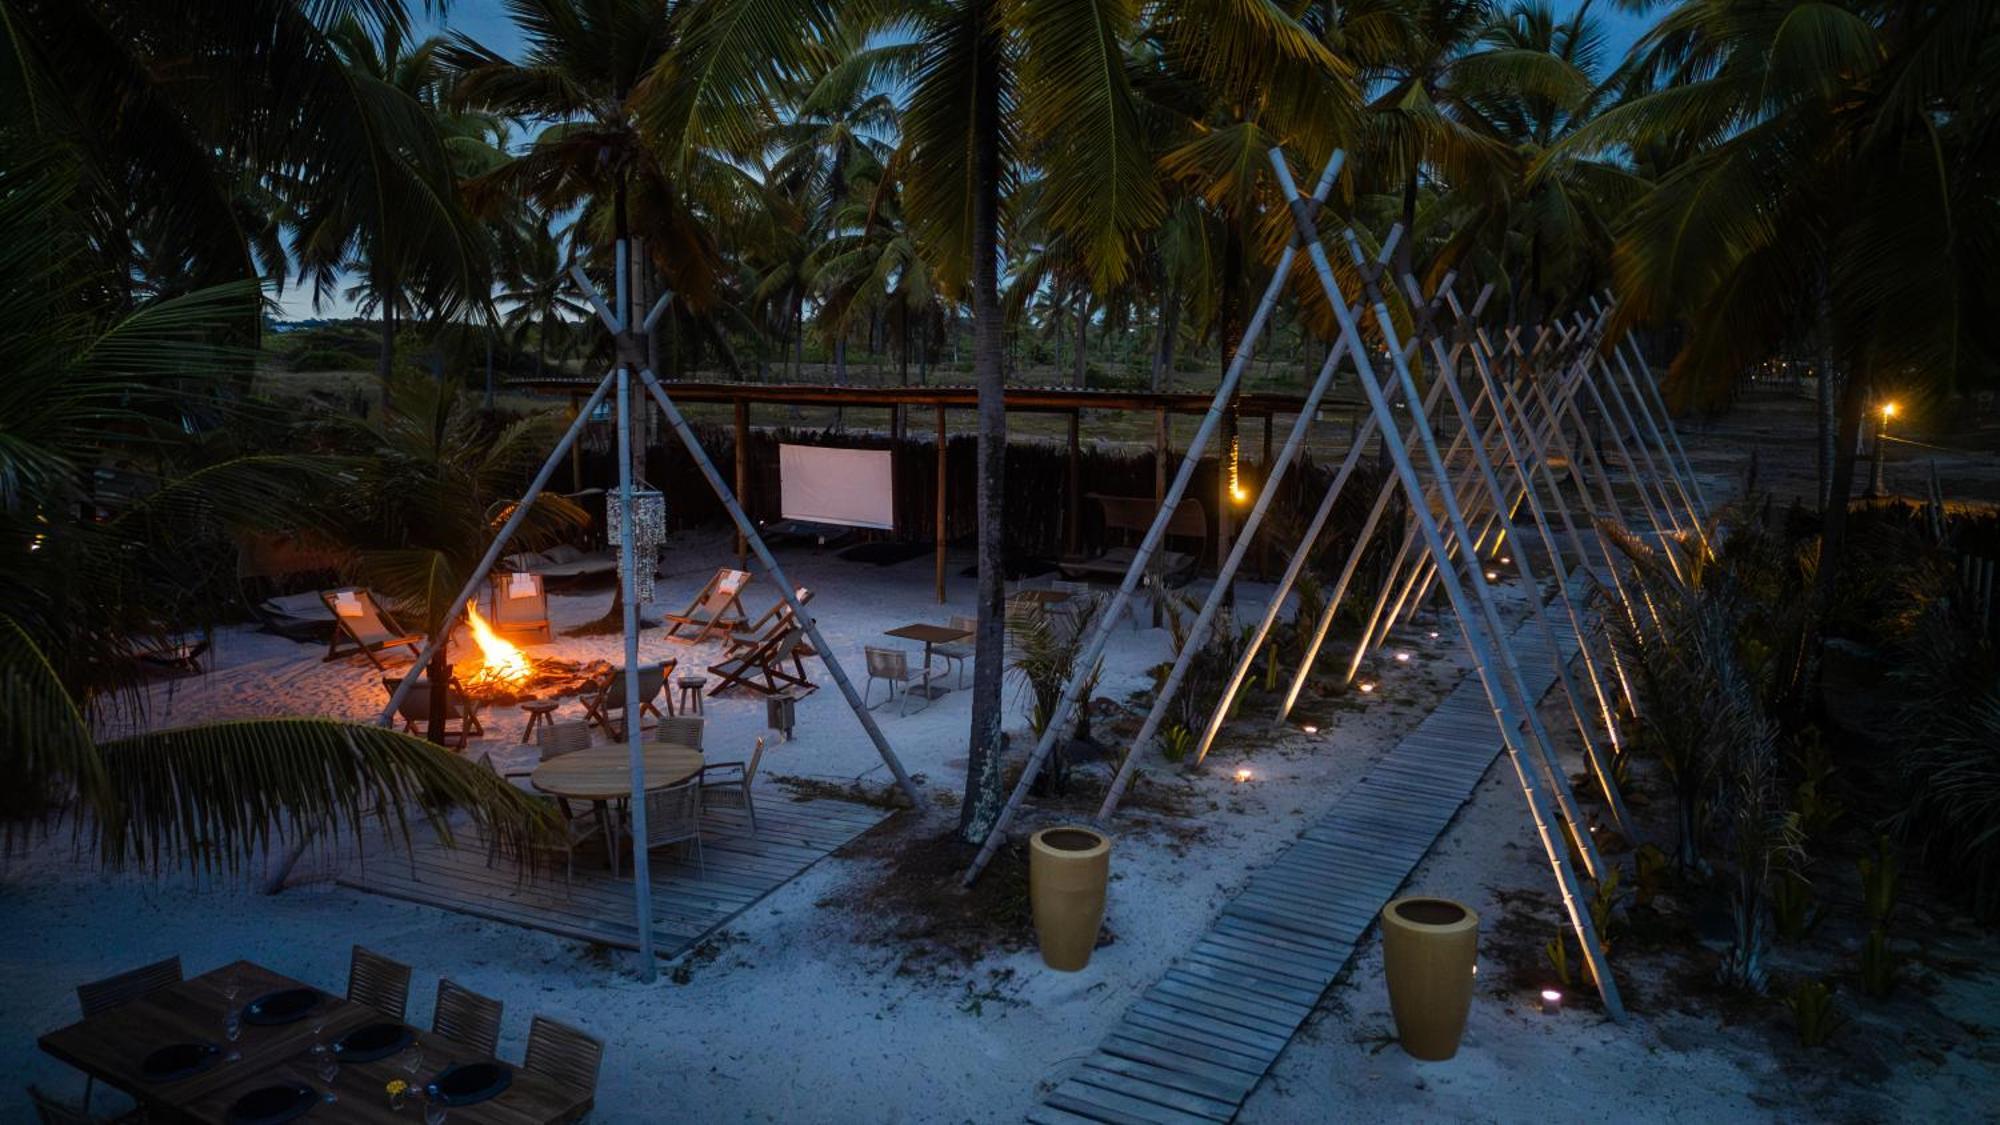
left=778, top=444, right=895, bottom=530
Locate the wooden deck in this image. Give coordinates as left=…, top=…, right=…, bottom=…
left=1032, top=605, right=1585, bottom=1124
left=338, top=796, right=891, bottom=958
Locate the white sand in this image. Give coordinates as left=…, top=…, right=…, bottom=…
left=5, top=529, right=1993, bottom=1121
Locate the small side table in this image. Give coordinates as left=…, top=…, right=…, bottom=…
left=676, top=675, right=707, bottom=715
left=520, top=699, right=560, bottom=742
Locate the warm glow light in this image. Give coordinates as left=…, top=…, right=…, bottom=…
left=465, top=604, right=531, bottom=685
left=1234, top=767, right=1253, bottom=783
left=1881, top=402, right=1898, bottom=419
left=1501, top=555, right=1512, bottom=565
left=1358, top=681, right=1376, bottom=694
left=1301, top=724, right=1319, bottom=735
left=1427, top=630, right=1440, bottom=639
left=1394, top=651, right=1411, bottom=663
left=1485, top=570, right=1499, bottom=581
left=1227, top=433, right=1249, bottom=505
left=1540, top=988, right=1563, bottom=1015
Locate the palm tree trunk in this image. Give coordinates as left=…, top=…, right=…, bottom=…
left=1152, top=289, right=1178, bottom=393
left=378, top=301, right=396, bottom=408
left=1074, top=290, right=1089, bottom=388
left=962, top=2, right=1008, bottom=843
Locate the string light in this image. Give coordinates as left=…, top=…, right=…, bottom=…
left=1228, top=432, right=1249, bottom=505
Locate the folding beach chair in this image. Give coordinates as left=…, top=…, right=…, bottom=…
left=580, top=659, right=676, bottom=738
left=662, top=568, right=753, bottom=644
left=487, top=570, right=553, bottom=643
left=722, top=587, right=816, bottom=658
left=383, top=675, right=486, bottom=748
left=321, top=588, right=424, bottom=671
left=707, top=624, right=816, bottom=697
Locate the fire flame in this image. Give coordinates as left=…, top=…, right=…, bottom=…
left=465, top=604, right=531, bottom=685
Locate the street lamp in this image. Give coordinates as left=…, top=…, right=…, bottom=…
left=1868, top=401, right=1898, bottom=497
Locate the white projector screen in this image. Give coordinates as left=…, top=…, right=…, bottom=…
left=779, top=444, right=895, bottom=530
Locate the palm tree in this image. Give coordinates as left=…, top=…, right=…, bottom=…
left=0, top=153, right=551, bottom=876
left=1561, top=0, right=2000, bottom=709
left=497, top=217, right=591, bottom=381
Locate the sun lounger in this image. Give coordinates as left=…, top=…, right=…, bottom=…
left=662, top=568, right=753, bottom=644
left=487, top=571, right=553, bottom=643
left=137, top=638, right=211, bottom=675
left=504, top=543, right=618, bottom=582
left=723, top=587, right=816, bottom=658
left=322, top=588, right=424, bottom=671
left=1059, top=494, right=1205, bottom=586
left=707, top=624, right=816, bottom=697
left=254, top=590, right=338, bottom=641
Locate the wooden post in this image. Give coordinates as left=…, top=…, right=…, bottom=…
left=569, top=392, right=582, bottom=492
left=1260, top=410, right=1274, bottom=578
left=1217, top=411, right=1235, bottom=575
left=1065, top=409, right=1082, bottom=557
left=733, top=397, right=750, bottom=565
left=936, top=404, right=948, bottom=605
left=1154, top=404, right=1168, bottom=627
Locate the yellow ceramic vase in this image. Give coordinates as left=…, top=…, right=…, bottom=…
left=1380, top=896, right=1480, bottom=1060
left=1029, top=827, right=1112, bottom=971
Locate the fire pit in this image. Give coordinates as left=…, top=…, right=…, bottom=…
left=456, top=605, right=608, bottom=707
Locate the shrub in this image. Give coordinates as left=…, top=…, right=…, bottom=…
left=1782, top=978, right=1846, bottom=1047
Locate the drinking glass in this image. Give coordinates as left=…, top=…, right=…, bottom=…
left=389, top=1085, right=408, bottom=1112
left=222, top=1008, right=242, bottom=1062
left=423, top=1095, right=448, bottom=1125
left=401, top=1037, right=425, bottom=1078
left=317, top=1056, right=339, bottom=1104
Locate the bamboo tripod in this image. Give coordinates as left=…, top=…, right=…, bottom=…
left=377, top=237, right=922, bottom=981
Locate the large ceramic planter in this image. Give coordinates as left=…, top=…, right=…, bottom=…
left=1380, top=896, right=1480, bottom=1060
left=1029, top=826, right=1112, bottom=971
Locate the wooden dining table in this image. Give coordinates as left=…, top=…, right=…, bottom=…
left=38, top=959, right=590, bottom=1123
left=884, top=622, right=973, bottom=701
left=532, top=743, right=704, bottom=876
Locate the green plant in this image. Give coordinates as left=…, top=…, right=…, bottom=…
left=1859, top=835, right=1900, bottom=927
left=1771, top=868, right=1822, bottom=942
left=1544, top=932, right=1575, bottom=989
left=1859, top=928, right=1899, bottom=999
left=1589, top=867, right=1623, bottom=956
left=1790, top=730, right=1845, bottom=843
left=1159, top=723, right=1193, bottom=764
left=1633, top=843, right=1670, bottom=908
left=1262, top=645, right=1279, bottom=693
left=1782, top=979, right=1846, bottom=1047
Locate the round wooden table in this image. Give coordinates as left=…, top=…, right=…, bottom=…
left=532, top=744, right=704, bottom=877
left=531, top=744, right=704, bottom=801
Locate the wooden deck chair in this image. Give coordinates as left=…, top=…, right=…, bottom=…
left=383, top=676, right=485, bottom=748
left=706, top=624, right=816, bottom=697
left=487, top=571, right=553, bottom=643
left=723, top=587, right=816, bottom=658
left=662, top=568, right=753, bottom=643
left=321, top=588, right=424, bottom=670
left=581, top=659, right=675, bottom=738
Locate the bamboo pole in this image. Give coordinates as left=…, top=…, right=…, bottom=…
left=614, top=366, right=658, bottom=978
left=936, top=404, right=948, bottom=605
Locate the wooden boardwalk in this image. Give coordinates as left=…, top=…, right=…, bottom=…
left=338, top=796, right=890, bottom=958
left=1032, top=610, right=1582, bottom=1124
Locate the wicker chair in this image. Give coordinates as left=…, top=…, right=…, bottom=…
left=862, top=646, right=928, bottom=715
left=522, top=1015, right=605, bottom=1108
left=347, top=946, right=411, bottom=1020
left=433, top=979, right=504, bottom=1057
left=634, top=775, right=703, bottom=875
left=476, top=751, right=600, bottom=886
left=75, top=957, right=181, bottom=1112
left=700, top=736, right=767, bottom=837
left=650, top=715, right=705, bottom=750
left=933, top=615, right=977, bottom=688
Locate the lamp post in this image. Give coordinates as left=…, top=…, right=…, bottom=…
left=1868, top=401, right=1897, bottom=497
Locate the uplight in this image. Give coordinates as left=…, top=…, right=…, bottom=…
left=1394, top=651, right=1411, bottom=663
left=1234, top=768, right=1253, bottom=783
left=1301, top=724, right=1319, bottom=735
left=1540, top=989, right=1563, bottom=1015
left=1358, top=681, right=1376, bottom=694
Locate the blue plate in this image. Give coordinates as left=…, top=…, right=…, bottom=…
left=242, top=988, right=318, bottom=1026
left=427, top=1061, right=513, bottom=1106
left=140, top=1041, right=220, bottom=1083
left=224, top=1083, right=316, bottom=1125
left=331, top=1021, right=413, bottom=1064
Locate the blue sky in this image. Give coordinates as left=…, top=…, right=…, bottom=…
left=276, top=0, right=1659, bottom=319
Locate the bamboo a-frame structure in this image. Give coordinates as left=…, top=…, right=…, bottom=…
left=377, top=237, right=922, bottom=983
left=963, top=145, right=1712, bottom=1019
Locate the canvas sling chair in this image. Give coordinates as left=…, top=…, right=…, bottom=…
left=322, top=588, right=424, bottom=671
left=706, top=623, right=816, bottom=697
left=722, top=587, right=816, bottom=658
left=662, top=568, right=754, bottom=644
left=487, top=570, right=554, bottom=643
left=383, top=675, right=485, bottom=748
left=581, top=658, right=677, bottom=738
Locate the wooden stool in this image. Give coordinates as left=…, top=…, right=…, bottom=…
left=675, top=676, right=706, bottom=715
left=520, top=699, right=560, bottom=742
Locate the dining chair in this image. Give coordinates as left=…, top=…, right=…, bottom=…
left=934, top=615, right=977, bottom=688
left=700, top=735, right=767, bottom=837
left=650, top=714, right=705, bottom=750
left=476, top=753, right=597, bottom=887
left=522, top=1015, right=605, bottom=1105
left=347, top=945, right=412, bottom=1020
left=27, top=1085, right=101, bottom=1125
left=74, top=956, right=180, bottom=1112
left=636, top=775, right=704, bottom=875
left=432, top=979, right=504, bottom=1057
left=862, top=646, right=927, bottom=715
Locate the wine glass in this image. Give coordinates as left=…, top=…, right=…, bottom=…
left=317, top=1055, right=339, bottom=1104
left=423, top=1093, right=447, bottom=1125
left=401, top=1036, right=425, bottom=1079
left=222, top=1008, right=243, bottom=1062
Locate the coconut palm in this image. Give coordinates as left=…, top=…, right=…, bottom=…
left=0, top=153, right=552, bottom=876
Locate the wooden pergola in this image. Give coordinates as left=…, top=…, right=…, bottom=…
left=512, top=378, right=1314, bottom=603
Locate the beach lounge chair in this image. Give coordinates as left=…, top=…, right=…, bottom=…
left=487, top=570, right=553, bottom=643
left=137, top=637, right=210, bottom=675
left=662, top=568, right=753, bottom=644
left=504, top=542, right=618, bottom=583
left=321, top=588, right=424, bottom=670
left=383, top=675, right=485, bottom=748
left=580, top=660, right=675, bottom=738
left=723, top=587, right=817, bottom=660
left=707, top=624, right=816, bottom=697
left=254, top=590, right=337, bottom=641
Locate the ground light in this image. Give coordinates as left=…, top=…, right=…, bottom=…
left=1394, top=651, right=1411, bottom=663
left=1541, top=989, right=1563, bottom=1015
left=1233, top=767, right=1253, bottom=783
left=1301, top=723, right=1319, bottom=735
left=1358, top=681, right=1377, bottom=694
